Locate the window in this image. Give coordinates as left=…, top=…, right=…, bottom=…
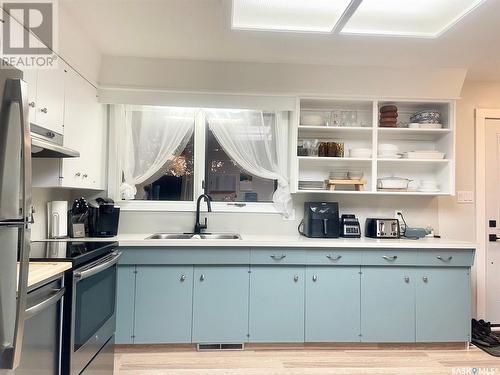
left=205, top=116, right=277, bottom=203
left=112, top=105, right=292, bottom=216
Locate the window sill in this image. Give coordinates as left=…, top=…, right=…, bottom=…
left=116, top=200, right=281, bottom=214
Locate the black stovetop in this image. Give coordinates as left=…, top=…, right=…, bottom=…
left=30, top=240, right=118, bottom=267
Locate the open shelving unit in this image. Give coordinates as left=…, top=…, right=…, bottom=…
left=291, top=97, right=455, bottom=196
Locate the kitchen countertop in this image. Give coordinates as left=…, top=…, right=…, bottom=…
left=17, top=262, right=71, bottom=291
left=40, top=234, right=477, bottom=249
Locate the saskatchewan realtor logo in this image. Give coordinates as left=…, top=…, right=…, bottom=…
left=0, top=0, right=58, bottom=69
left=452, top=368, right=499, bottom=374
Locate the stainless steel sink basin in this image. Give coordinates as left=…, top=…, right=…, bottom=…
left=146, top=233, right=194, bottom=240
left=146, top=233, right=241, bottom=240
left=195, top=234, right=241, bottom=240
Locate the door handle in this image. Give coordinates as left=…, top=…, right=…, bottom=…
left=25, top=288, right=65, bottom=319
left=200, top=274, right=205, bottom=282
left=404, top=276, right=410, bottom=283
left=423, top=276, right=429, bottom=283
left=382, top=255, right=398, bottom=261
left=312, top=275, right=317, bottom=282
left=436, top=256, right=453, bottom=262
left=270, top=254, right=286, bottom=260
left=180, top=275, right=186, bottom=282
left=293, top=275, right=299, bottom=282
left=326, top=254, right=342, bottom=261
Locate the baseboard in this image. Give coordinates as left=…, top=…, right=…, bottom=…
left=115, top=342, right=469, bottom=352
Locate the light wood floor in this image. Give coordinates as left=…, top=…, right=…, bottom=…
left=115, top=345, right=500, bottom=375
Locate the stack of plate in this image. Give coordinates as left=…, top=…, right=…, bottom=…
left=403, top=150, right=445, bottom=159
left=419, top=179, right=440, bottom=193
left=378, top=144, right=400, bottom=159
left=299, top=181, right=325, bottom=190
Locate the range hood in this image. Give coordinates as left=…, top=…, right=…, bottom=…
left=30, top=124, right=80, bottom=158
left=31, top=137, right=80, bottom=158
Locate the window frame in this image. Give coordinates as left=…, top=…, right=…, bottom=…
left=107, top=106, right=286, bottom=214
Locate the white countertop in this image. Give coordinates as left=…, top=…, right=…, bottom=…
left=46, top=234, right=477, bottom=250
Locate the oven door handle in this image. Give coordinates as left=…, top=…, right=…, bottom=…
left=74, top=251, right=122, bottom=281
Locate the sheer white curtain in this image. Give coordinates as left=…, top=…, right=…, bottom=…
left=114, top=105, right=195, bottom=199
left=205, top=109, right=293, bottom=218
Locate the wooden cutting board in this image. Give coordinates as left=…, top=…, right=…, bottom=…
left=17, top=262, right=72, bottom=291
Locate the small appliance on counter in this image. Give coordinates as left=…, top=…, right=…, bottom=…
left=365, top=218, right=400, bottom=239
left=301, top=202, right=340, bottom=238
left=88, top=197, right=120, bottom=237
left=47, top=201, right=68, bottom=239
left=68, top=197, right=89, bottom=238
left=340, top=214, right=361, bottom=238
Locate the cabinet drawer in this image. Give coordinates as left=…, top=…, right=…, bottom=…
left=362, top=250, right=417, bottom=266
left=250, top=249, right=306, bottom=265
left=306, top=249, right=362, bottom=265
left=119, top=247, right=250, bottom=265
left=417, top=250, right=474, bottom=267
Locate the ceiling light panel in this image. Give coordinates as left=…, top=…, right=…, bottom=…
left=341, top=0, right=486, bottom=37
left=232, top=0, right=353, bottom=33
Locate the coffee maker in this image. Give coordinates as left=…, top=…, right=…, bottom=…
left=88, top=198, right=120, bottom=237
left=301, top=202, right=340, bottom=238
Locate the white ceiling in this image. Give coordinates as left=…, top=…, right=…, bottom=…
left=61, top=0, right=500, bottom=82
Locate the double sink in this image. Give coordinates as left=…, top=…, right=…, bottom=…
left=147, top=233, right=241, bottom=240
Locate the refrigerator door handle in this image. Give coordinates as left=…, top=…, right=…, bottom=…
left=0, top=78, right=32, bottom=370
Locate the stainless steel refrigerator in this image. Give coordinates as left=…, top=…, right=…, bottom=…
left=0, top=67, right=33, bottom=371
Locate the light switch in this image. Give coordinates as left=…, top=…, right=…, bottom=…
left=457, top=191, right=474, bottom=203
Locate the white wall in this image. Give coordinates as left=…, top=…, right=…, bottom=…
left=438, top=80, right=500, bottom=241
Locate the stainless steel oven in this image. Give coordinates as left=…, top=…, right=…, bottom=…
left=69, top=250, right=121, bottom=375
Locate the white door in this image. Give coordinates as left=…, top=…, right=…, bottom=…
left=485, top=119, right=500, bottom=322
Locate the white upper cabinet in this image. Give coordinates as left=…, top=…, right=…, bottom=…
left=61, top=68, right=107, bottom=190
left=32, top=66, right=107, bottom=191
left=33, top=65, right=66, bottom=135
left=22, top=64, right=66, bottom=136
left=293, top=97, right=455, bottom=196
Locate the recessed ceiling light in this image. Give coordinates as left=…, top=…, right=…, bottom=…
left=340, top=0, right=486, bottom=38
left=232, top=0, right=353, bottom=33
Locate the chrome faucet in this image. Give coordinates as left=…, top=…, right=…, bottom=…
left=194, top=194, right=212, bottom=234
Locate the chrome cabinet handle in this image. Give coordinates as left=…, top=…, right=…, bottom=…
left=437, top=256, right=453, bottom=262
left=82, top=174, right=88, bottom=178
left=404, top=276, right=410, bottom=283
left=40, top=107, right=48, bottom=113
left=312, top=275, right=317, bottom=282
left=200, top=274, right=205, bottom=281
left=326, top=254, right=342, bottom=261
left=75, top=172, right=81, bottom=177
left=270, top=254, right=286, bottom=260
left=423, top=276, right=428, bottom=283
left=28, top=101, right=35, bottom=107
left=382, top=255, right=398, bottom=261
left=180, top=275, right=186, bottom=282
left=294, top=275, right=299, bottom=282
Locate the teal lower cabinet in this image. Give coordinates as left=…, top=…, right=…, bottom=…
left=248, top=266, right=305, bottom=342
left=415, top=267, right=471, bottom=342
left=192, top=266, right=250, bottom=343
left=134, top=266, right=194, bottom=343
left=305, top=266, right=361, bottom=342
left=116, top=266, right=136, bottom=344
left=360, top=267, right=415, bottom=342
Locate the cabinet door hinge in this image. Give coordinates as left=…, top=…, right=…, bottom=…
left=133, top=270, right=138, bottom=274
left=358, top=271, right=363, bottom=275
left=248, top=270, right=252, bottom=274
